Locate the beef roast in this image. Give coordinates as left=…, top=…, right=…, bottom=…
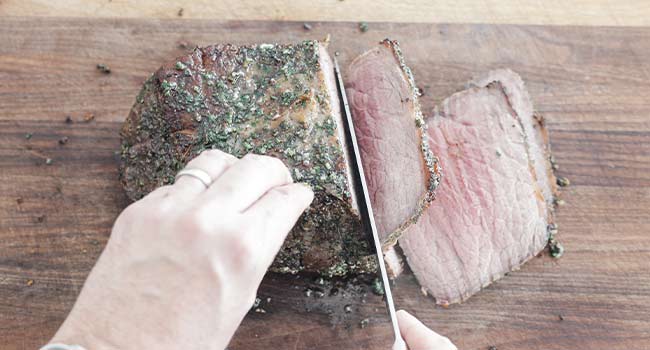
left=346, top=40, right=441, bottom=276
left=399, top=69, right=558, bottom=305
left=120, top=41, right=376, bottom=276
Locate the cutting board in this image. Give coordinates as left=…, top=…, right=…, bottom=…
left=1, top=18, right=649, bottom=350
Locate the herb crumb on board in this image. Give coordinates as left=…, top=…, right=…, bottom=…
left=96, top=64, right=111, bottom=74
left=359, top=22, right=369, bottom=32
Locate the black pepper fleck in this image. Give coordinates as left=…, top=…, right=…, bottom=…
left=96, top=64, right=111, bottom=74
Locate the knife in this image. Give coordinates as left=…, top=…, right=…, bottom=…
left=333, top=57, right=407, bottom=350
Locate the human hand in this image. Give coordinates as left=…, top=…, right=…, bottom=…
left=48, top=150, right=313, bottom=350
left=397, top=310, right=457, bottom=350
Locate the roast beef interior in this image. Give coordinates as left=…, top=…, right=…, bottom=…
left=398, top=69, right=558, bottom=305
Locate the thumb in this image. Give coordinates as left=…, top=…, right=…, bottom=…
left=396, top=310, right=457, bottom=350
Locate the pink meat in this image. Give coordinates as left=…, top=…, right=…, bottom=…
left=399, top=69, right=557, bottom=305
left=346, top=40, right=441, bottom=276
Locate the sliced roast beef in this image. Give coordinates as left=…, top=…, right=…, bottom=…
left=346, top=39, right=441, bottom=276
left=399, top=69, right=558, bottom=305
left=120, top=41, right=376, bottom=276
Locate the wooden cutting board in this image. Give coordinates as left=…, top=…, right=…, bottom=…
left=1, top=18, right=649, bottom=350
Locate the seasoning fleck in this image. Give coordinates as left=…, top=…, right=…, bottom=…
left=175, top=61, right=187, bottom=71
left=344, top=304, right=352, bottom=313
left=45, top=158, right=53, bottom=165
left=495, top=149, right=502, bottom=157
left=16, top=197, right=23, bottom=205
left=83, top=113, right=95, bottom=122
left=58, top=136, right=69, bottom=145
left=303, top=23, right=312, bottom=31
left=36, top=215, right=45, bottom=223
left=371, top=277, right=385, bottom=296
left=558, top=314, right=564, bottom=321
left=359, top=22, right=369, bottom=32
left=557, top=176, right=570, bottom=187
left=25, top=133, right=32, bottom=140
left=26, top=279, right=34, bottom=286
left=96, top=64, right=111, bottom=74
left=254, top=307, right=266, bottom=314
left=359, top=318, right=370, bottom=329
left=488, top=346, right=498, bottom=350
left=549, top=241, right=564, bottom=258
left=65, top=116, right=73, bottom=124
left=177, top=8, right=184, bottom=17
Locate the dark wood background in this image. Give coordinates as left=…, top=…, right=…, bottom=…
left=1, top=18, right=649, bottom=350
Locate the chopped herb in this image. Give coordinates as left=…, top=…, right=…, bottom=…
left=175, top=61, right=187, bottom=71
left=371, top=278, right=385, bottom=296
left=25, top=133, right=32, bottom=140
left=359, top=22, right=369, bottom=32
left=96, top=64, right=111, bottom=74
left=557, top=176, right=570, bottom=187
left=549, top=241, right=564, bottom=258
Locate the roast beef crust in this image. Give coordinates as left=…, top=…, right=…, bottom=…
left=120, top=41, right=376, bottom=276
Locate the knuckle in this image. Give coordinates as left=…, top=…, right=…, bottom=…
left=203, top=148, right=237, bottom=162
left=244, top=154, right=291, bottom=179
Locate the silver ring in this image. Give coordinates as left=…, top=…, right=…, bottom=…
left=175, top=168, right=213, bottom=188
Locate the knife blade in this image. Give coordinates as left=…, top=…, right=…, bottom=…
left=333, top=57, right=406, bottom=350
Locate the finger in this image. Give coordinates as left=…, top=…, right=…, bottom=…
left=173, top=149, right=238, bottom=199
left=244, top=183, right=314, bottom=265
left=203, top=153, right=293, bottom=212
left=396, top=310, right=457, bottom=350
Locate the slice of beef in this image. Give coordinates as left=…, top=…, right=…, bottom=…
left=399, top=69, right=558, bottom=305
left=120, top=41, right=376, bottom=277
left=346, top=39, right=441, bottom=276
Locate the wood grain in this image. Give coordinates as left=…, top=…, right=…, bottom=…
left=1, top=18, right=650, bottom=350
left=1, top=0, right=650, bottom=26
